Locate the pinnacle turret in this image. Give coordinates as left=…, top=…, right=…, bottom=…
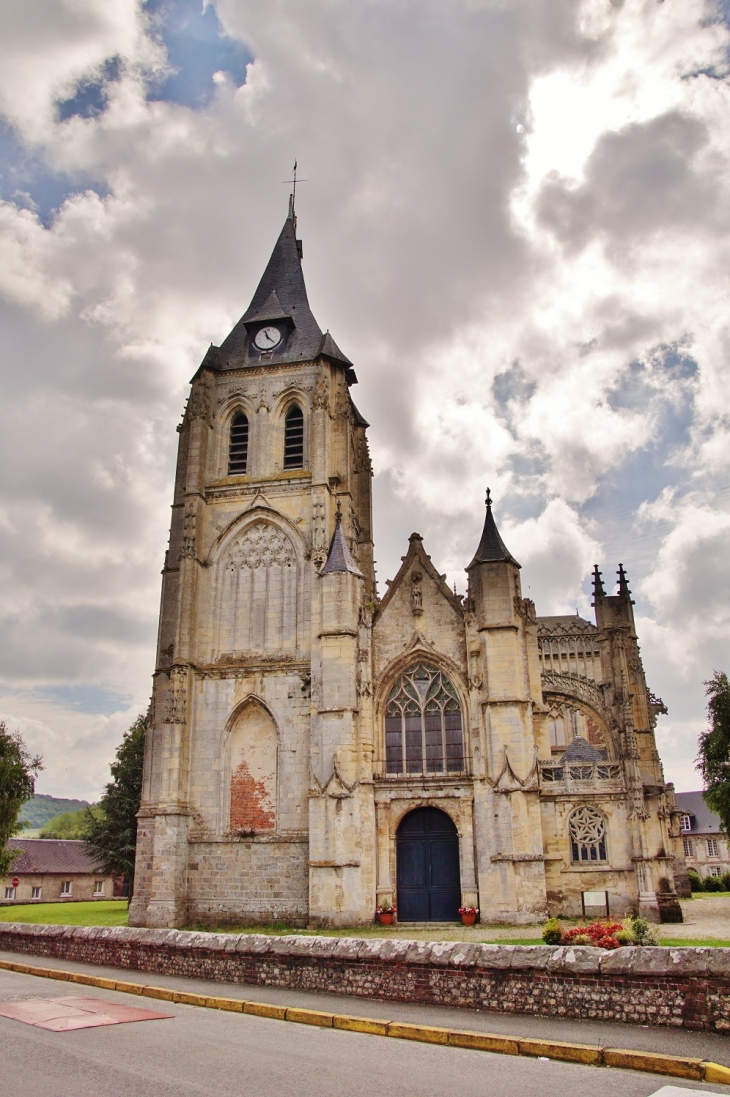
left=617, top=563, right=634, bottom=604
left=466, top=488, right=520, bottom=570
left=321, top=502, right=364, bottom=577
left=592, top=564, right=605, bottom=604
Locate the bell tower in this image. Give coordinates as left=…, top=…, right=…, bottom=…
left=130, top=203, right=375, bottom=928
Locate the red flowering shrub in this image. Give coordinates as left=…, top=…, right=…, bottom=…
left=561, top=921, right=623, bottom=949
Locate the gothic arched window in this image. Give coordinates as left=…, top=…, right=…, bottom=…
left=283, top=405, right=304, bottom=469
left=384, top=662, right=464, bottom=776
left=228, top=412, right=249, bottom=475
left=569, top=805, right=607, bottom=863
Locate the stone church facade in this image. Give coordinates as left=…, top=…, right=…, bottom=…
left=129, top=206, right=686, bottom=929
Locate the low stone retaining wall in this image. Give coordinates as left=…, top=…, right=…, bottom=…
left=1, top=923, right=729, bottom=1032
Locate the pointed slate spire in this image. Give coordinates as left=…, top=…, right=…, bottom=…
left=321, top=502, right=364, bottom=577
left=218, top=209, right=353, bottom=370
left=466, top=488, right=520, bottom=570
left=245, top=289, right=289, bottom=325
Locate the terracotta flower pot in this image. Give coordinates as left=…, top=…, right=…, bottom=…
left=460, top=912, right=477, bottom=927
left=377, top=912, right=394, bottom=926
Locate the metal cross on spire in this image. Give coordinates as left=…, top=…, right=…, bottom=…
left=485, top=487, right=492, bottom=509
left=282, top=160, right=308, bottom=220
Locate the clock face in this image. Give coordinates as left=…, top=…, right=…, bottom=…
left=254, top=325, right=283, bottom=351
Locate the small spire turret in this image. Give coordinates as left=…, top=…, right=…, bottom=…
left=466, top=487, right=520, bottom=570
left=592, top=564, right=605, bottom=605
left=321, top=501, right=364, bottom=577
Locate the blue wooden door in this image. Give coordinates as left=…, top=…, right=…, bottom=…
left=396, top=808, right=461, bottom=921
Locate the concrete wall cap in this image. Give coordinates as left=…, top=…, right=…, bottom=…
left=173, top=929, right=197, bottom=946
left=288, top=937, right=318, bottom=957
left=630, top=948, right=672, bottom=975
left=668, top=948, right=710, bottom=976
left=599, top=947, right=635, bottom=974
left=548, top=945, right=602, bottom=974
left=357, top=939, right=385, bottom=961
left=448, top=943, right=480, bottom=968
left=269, top=936, right=297, bottom=955
left=120, top=927, right=150, bottom=945
left=39, top=925, right=66, bottom=938
left=333, top=937, right=365, bottom=960
left=187, top=932, right=223, bottom=950
left=308, top=936, right=339, bottom=958
left=429, top=941, right=458, bottom=966
left=510, top=946, right=550, bottom=971
left=235, top=934, right=272, bottom=954
left=10, top=923, right=43, bottom=936
left=475, top=944, right=514, bottom=970
left=405, top=941, right=435, bottom=965
left=374, top=939, right=411, bottom=963
left=707, top=948, right=730, bottom=977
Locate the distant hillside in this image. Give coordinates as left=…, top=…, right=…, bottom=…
left=18, top=794, right=90, bottom=830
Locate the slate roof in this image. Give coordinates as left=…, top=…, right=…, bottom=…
left=561, top=736, right=607, bottom=763
left=215, top=213, right=353, bottom=371
left=467, top=493, right=520, bottom=570
left=674, top=791, right=723, bottom=834
left=537, top=614, right=598, bottom=634
left=6, top=838, right=104, bottom=875
left=321, top=513, right=363, bottom=577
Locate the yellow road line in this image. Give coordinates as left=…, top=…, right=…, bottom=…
left=1, top=957, right=728, bottom=1085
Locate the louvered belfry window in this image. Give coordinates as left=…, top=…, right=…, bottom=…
left=228, top=412, right=249, bottom=475
left=384, top=662, right=464, bottom=776
left=283, top=405, right=304, bottom=469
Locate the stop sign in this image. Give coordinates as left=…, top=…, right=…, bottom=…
left=11, top=877, right=19, bottom=888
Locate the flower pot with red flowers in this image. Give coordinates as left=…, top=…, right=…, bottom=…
left=376, top=901, right=396, bottom=925
left=459, top=906, right=478, bottom=927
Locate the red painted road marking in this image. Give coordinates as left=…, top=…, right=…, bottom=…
left=0, top=996, right=174, bottom=1031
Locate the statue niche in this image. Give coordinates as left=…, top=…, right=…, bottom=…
left=228, top=701, right=277, bottom=833
left=217, top=521, right=298, bottom=656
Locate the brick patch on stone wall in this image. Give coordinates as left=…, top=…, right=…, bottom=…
left=0, top=925, right=728, bottom=1032
left=229, top=760, right=275, bottom=832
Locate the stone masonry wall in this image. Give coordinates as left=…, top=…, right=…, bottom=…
left=1, top=924, right=728, bottom=1032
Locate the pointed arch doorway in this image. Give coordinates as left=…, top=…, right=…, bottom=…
left=396, top=807, right=461, bottom=921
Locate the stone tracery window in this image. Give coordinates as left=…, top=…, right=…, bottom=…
left=384, top=662, right=464, bottom=776
left=569, top=805, right=607, bottom=863
left=547, top=701, right=608, bottom=755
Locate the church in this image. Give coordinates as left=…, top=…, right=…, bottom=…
left=129, top=202, right=686, bottom=929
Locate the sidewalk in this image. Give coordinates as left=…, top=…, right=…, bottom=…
left=2, top=948, right=728, bottom=1067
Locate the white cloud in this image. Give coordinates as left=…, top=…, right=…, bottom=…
left=0, top=0, right=728, bottom=795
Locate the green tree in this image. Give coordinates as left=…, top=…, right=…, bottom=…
left=697, top=671, right=730, bottom=835
left=0, top=723, right=43, bottom=876
left=40, top=805, right=103, bottom=840
left=84, top=714, right=146, bottom=897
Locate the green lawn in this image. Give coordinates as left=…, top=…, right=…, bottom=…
left=0, top=903, right=727, bottom=947
left=0, top=901, right=128, bottom=927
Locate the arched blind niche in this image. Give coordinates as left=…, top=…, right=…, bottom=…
left=384, top=663, right=465, bottom=776
left=283, top=405, right=304, bottom=469
left=229, top=701, right=277, bottom=834
left=228, top=412, right=249, bottom=475
left=217, top=522, right=298, bottom=655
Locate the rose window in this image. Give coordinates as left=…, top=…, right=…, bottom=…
left=569, top=805, right=607, bottom=863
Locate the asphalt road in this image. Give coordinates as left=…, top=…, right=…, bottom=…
left=0, top=967, right=728, bottom=1097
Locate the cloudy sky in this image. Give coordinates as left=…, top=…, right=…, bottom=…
left=0, top=0, right=728, bottom=801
